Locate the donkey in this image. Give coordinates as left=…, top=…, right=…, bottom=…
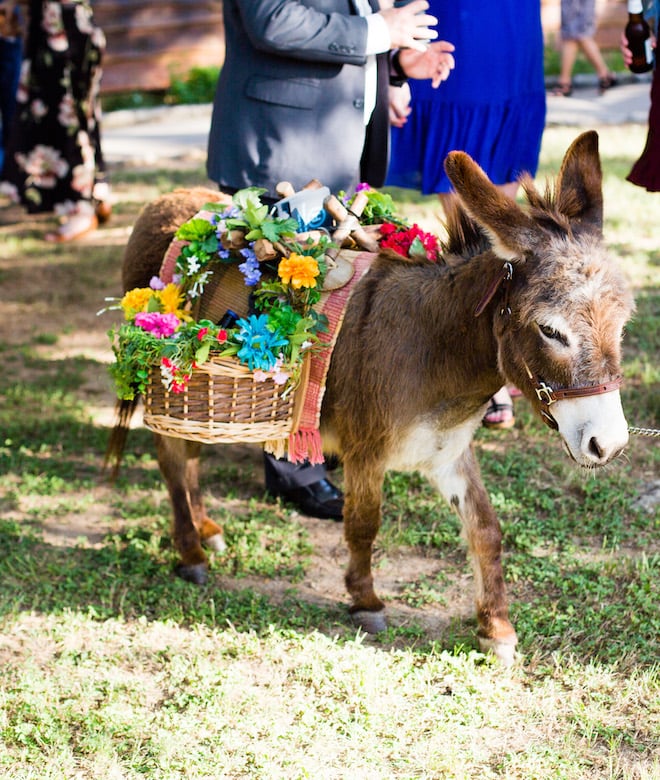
left=109, top=131, right=633, bottom=665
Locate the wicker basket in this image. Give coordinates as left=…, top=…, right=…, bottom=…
left=143, top=356, right=295, bottom=444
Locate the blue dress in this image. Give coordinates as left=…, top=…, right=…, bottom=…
left=387, top=0, right=547, bottom=194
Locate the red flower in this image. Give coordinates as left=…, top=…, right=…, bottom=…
left=197, top=327, right=209, bottom=341
left=379, top=222, right=440, bottom=262
left=217, top=329, right=228, bottom=344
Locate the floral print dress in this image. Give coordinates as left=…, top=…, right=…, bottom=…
left=0, top=0, right=106, bottom=216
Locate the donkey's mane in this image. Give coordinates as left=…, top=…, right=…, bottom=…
left=443, top=173, right=581, bottom=263
left=441, top=197, right=492, bottom=259
left=520, top=174, right=573, bottom=235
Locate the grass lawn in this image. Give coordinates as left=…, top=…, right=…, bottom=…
left=0, top=124, right=657, bottom=779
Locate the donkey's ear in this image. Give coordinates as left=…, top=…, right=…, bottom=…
left=444, top=151, right=536, bottom=262
left=555, top=130, right=603, bottom=233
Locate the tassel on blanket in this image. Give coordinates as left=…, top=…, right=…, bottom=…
left=288, top=428, right=325, bottom=465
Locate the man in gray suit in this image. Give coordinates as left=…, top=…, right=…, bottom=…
left=207, top=0, right=455, bottom=519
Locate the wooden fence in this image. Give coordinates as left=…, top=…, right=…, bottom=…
left=94, top=0, right=629, bottom=94
left=94, top=0, right=224, bottom=93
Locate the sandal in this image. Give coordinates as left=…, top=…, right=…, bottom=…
left=45, top=213, right=98, bottom=243
left=551, top=82, right=572, bottom=97
left=95, top=200, right=113, bottom=224
left=482, top=398, right=515, bottom=430
left=598, top=74, right=618, bottom=94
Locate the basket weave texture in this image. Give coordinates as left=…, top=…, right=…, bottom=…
left=143, top=356, right=295, bottom=444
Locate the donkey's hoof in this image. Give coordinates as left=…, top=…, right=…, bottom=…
left=478, top=636, right=518, bottom=667
left=175, top=562, right=208, bottom=586
left=203, top=533, right=227, bottom=553
left=351, top=609, right=388, bottom=634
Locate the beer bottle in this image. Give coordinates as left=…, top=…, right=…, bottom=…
left=625, top=0, right=654, bottom=74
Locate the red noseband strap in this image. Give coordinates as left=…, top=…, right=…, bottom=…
left=522, top=363, right=623, bottom=430
left=537, top=376, right=623, bottom=404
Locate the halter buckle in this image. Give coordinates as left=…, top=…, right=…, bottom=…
left=535, top=382, right=556, bottom=406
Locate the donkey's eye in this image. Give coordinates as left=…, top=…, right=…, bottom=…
left=538, top=323, right=569, bottom=346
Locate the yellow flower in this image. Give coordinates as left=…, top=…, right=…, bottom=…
left=120, top=287, right=153, bottom=319
left=278, top=253, right=320, bottom=289
left=157, top=283, right=188, bottom=318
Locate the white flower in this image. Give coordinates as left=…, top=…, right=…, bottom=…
left=30, top=99, right=47, bottom=119
left=187, top=255, right=201, bottom=274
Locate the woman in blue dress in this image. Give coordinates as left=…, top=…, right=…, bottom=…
left=387, top=0, right=546, bottom=427
left=387, top=0, right=546, bottom=198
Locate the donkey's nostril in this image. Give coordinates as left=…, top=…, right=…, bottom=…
left=587, top=436, right=605, bottom=461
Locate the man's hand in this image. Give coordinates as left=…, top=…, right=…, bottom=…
left=380, top=0, right=438, bottom=53
left=399, top=40, right=455, bottom=87
left=621, top=30, right=657, bottom=66
left=389, top=83, right=412, bottom=127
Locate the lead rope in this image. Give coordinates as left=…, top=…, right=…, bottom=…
left=628, top=426, right=660, bottom=438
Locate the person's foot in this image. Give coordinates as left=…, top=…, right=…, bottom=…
left=45, top=212, right=98, bottom=243
left=95, top=200, right=113, bottom=224
left=550, top=82, right=572, bottom=97
left=598, top=74, right=618, bottom=94
left=264, top=454, right=344, bottom=520
left=482, top=387, right=515, bottom=430
left=267, top=476, right=344, bottom=521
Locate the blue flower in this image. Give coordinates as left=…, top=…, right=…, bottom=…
left=238, top=246, right=262, bottom=286
left=234, top=314, right=287, bottom=371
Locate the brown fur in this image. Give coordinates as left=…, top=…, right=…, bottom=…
left=107, top=132, right=633, bottom=662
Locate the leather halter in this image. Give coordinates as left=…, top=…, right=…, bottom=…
left=520, top=360, right=623, bottom=430
left=474, top=262, right=624, bottom=430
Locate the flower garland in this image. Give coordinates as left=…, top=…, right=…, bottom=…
left=106, top=186, right=443, bottom=403
left=107, top=188, right=332, bottom=401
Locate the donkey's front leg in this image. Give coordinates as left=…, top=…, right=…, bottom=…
left=154, top=434, right=223, bottom=585
left=342, top=459, right=389, bottom=634
left=431, top=445, right=518, bottom=666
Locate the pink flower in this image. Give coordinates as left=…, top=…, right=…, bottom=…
left=134, top=312, right=180, bottom=338
left=171, top=376, right=190, bottom=394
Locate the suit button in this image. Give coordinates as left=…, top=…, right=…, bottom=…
left=353, top=99, right=364, bottom=109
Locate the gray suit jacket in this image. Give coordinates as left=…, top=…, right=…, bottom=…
left=207, top=0, right=389, bottom=198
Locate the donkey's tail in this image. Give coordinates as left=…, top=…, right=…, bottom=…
left=104, top=397, right=140, bottom=480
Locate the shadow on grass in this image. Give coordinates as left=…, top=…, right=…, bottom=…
left=1, top=358, right=657, bottom=670
left=0, top=516, right=482, bottom=659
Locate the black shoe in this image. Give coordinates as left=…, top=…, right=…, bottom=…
left=263, top=454, right=344, bottom=521
left=275, top=479, right=344, bottom=521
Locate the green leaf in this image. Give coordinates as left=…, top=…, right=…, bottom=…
left=196, top=342, right=211, bottom=364
left=408, top=236, right=428, bottom=259
left=232, top=187, right=267, bottom=212
left=175, top=217, right=217, bottom=241
left=260, top=217, right=298, bottom=242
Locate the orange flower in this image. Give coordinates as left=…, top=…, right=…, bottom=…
left=120, top=287, right=153, bottom=319
left=157, top=283, right=189, bottom=319
left=277, top=253, right=320, bottom=289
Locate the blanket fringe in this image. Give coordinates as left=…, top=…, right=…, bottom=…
left=287, top=428, right=325, bottom=465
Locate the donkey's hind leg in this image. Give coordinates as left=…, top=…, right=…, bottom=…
left=428, top=445, right=518, bottom=666
left=154, top=434, right=223, bottom=585
left=342, top=458, right=388, bottom=634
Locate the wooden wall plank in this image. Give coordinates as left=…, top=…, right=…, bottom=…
left=93, top=0, right=628, bottom=94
